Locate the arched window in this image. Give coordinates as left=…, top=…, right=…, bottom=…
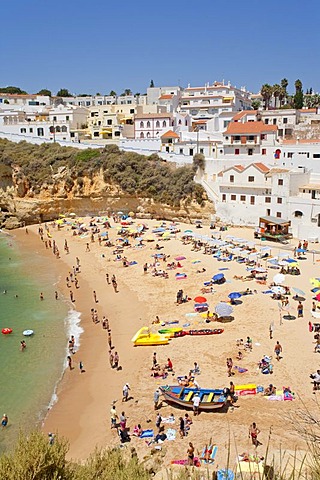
left=146, top=132, right=150, bottom=138
left=140, top=121, right=144, bottom=128
left=294, top=210, right=303, bottom=218
left=162, top=121, right=167, bottom=127
left=156, top=121, right=160, bottom=128
left=140, top=132, right=144, bottom=138
left=49, top=126, right=55, bottom=133
left=178, top=119, right=182, bottom=125
left=146, top=121, right=151, bottom=128
left=61, top=125, right=67, bottom=132
left=55, top=125, right=61, bottom=132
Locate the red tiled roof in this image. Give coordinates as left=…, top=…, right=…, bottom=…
left=217, top=164, right=245, bottom=176
left=135, top=113, right=172, bottom=119
left=161, top=130, right=179, bottom=139
left=252, top=162, right=270, bottom=173
left=232, top=110, right=257, bottom=121
left=159, top=94, right=174, bottom=100
left=282, top=138, right=320, bottom=144
left=299, top=108, right=317, bottom=113
left=225, top=121, right=277, bottom=134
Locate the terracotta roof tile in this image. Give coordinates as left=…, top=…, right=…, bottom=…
left=225, top=121, right=277, bottom=134
left=159, top=94, right=174, bottom=100
left=232, top=110, right=257, bottom=121
left=282, top=138, right=320, bottom=144
left=161, top=130, right=179, bottom=139
left=252, top=162, right=270, bottom=173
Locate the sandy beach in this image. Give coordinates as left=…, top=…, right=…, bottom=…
left=14, top=217, right=320, bottom=470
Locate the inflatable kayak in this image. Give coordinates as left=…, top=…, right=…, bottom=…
left=23, top=330, right=34, bottom=336
left=2, top=328, right=12, bottom=335
left=188, top=328, right=224, bottom=336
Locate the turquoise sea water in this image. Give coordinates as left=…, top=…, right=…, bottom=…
left=0, top=233, right=76, bottom=453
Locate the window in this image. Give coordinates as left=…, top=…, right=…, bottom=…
left=262, top=148, right=266, bottom=155
left=248, top=135, right=254, bottom=141
left=66, top=116, right=69, bottom=121
left=140, top=132, right=144, bottom=138
left=277, top=197, right=282, bottom=204
left=278, top=179, right=283, bottom=186
left=276, top=212, right=282, bottom=218
left=37, top=128, right=44, bottom=136
left=273, top=118, right=277, bottom=125
left=266, top=208, right=271, bottom=216
left=313, top=154, right=320, bottom=158
left=261, top=134, right=266, bottom=140
left=248, top=176, right=254, bottom=182
left=53, top=116, right=57, bottom=121
left=223, top=120, right=230, bottom=128
left=283, top=117, right=288, bottom=124
left=248, top=149, right=253, bottom=155
left=156, top=120, right=160, bottom=128
left=250, top=196, right=255, bottom=205
left=146, top=132, right=150, bottom=138
left=200, top=148, right=204, bottom=154
left=222, top=194, right=226, bottom=202
left=20, top=128, right=26, bottom=133
left=162, top=121, right=167, bottom=127
left=294, top=210, right=303, bottom=217
left=146, top=121, right=151, bottom=128
left=235, top=148, right=240, bottom=155
left=265, top=119, right=269, bottom=125
left=55, top=126, right=61, bottom=132
left=265, top=197, right=271, bottom=203
left=231, top=194, right=236, bottom=201
left=287, top=152, right=293, bottom=158
left=240, top=195, right=246, bottom=202
left=230, top=175, right=234, bottom=183
left=130, top=109, right=134, bottom=114
left=107, top=119, right=112, bottom=125
left=29, top=128, right=33, bottom=133
left=234, top=136, right=240, bottom=141
left=61, top=125, right=67, bottom=132
left=94, top=131, right=99, bottom=137
left=49, top=126, right=55, bottom=133
left=189, top=148, right=194, bottom=156
left=140, top=121, right=144, bottom=128
left=179, top=148, right=183, bottom=154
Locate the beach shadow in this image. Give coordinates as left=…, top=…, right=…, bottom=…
left=292, top=296, right=306, bottom=302
left=217, top=316, right=235, bottom=323
left=283, top=314, right=296, bottom=321
left=231, top=300, right=243, bottom=306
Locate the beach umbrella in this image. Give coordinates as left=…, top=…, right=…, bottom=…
left=184, top=229, right=193, bottom=234
left=117, top=211, right=124, bottom=214
left=273, top=273, right=285, bottom=284
left=292, top=287, right=305, bottom=297
left=175, top=256, right=186, bottom=261
left=316, top=293, right=320, bottom=302
left=69, top=212, right=76, bottom=217
left=194, top=296, right=207, bottom=303
left=271, top=286, right=286, bottom=295
left=285, top=258, right=297, bottom=263
left=215, top=302, right=233, bottom=317
left=228, top=292, right=242, bottom=300
left=212, top=273, right=225, bottom=281
left=268, top=258, right=279, bottom=265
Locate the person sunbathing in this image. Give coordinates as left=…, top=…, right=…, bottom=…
left=264, top=384, right=276, bottom=396
left=236, top=351, right=243, bottom=360
left=179, top=376, right=189, bottom=387
left=200, top=444, right=213, bottom=462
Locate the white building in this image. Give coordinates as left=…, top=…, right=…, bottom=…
left=134, top=113, right=172, bottom=139
left=0, top=93, right=51, bottom=108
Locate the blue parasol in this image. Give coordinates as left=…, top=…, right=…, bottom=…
left=228, top=292, right=242, bottom=300
left=212, top=273, right=225, bottom=281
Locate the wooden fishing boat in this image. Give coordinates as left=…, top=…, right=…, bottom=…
left=160, top=385, right=227, bottom=411
left=173, top=328, right=224, bottom=338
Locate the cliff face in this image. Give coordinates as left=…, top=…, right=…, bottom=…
left=0, top=169, right=213, bottom=229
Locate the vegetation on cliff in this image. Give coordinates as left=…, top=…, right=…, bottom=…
left=0, top=140, right=205, bottom=207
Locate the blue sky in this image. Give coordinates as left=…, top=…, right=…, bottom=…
left=1, top=0, right=319, bottom=96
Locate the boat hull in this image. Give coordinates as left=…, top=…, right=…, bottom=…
left=160, top=385, right=226, bottom=411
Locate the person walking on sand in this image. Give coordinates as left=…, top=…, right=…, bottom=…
left=1, top=414, right=8, bottom=428
left=40, top=292, right=44, bottom=301
left=156, top=413, right=162, bottom=433
left=70, top=290, right=74, bottom=303
left=274, top=341, right=282, bottom=361
left=109, top=350, right=114, bottom=368
left=106, top=273, right=110, bottom=284
left=110, top=403, right=118, bottom=429
left=122, top=383, right=130, bottom=402
left=187, top=442, right=195, bottom=466
left=93, top=290, right=98, bottom=303
left=108, top=331, right=112, bottom=350
left=269, top=323, right=274, bottom=340
left=67, top=355, right=73, bottom=370
left=154, top=388, right=160, bottom=410
left=226, top=357, right=233, bottom=377
left=79, top=361, right=85, bottom=373
left=297, top=301, right=304, bottom=317
left=114, top=351, right=119, bottom=369
left=249, top=422, right=261, bottom=447
left=86, top=243, right=90, bottom=252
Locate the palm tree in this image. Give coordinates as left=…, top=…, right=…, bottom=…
left=124, top=89, right=132, bottom=96
left=278, top=86, right=286, bottom=107
left=281, top=78, right=288, bottom=93
left=295, top=79, right=303, bottom=93
left=272, top=84, right=281, bottom=108
left=261, top=84, right=273, bottom=110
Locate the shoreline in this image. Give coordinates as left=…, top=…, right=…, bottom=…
left=13, top=219, right=318, bottom=467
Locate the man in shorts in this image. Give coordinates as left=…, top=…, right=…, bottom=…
left=193, top=393, right=200, bottom=416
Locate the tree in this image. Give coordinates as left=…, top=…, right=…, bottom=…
left=37, top=89, right=52, bottom=97
left=278, top=86, right=287, bottom=107
left=293, top=79, right=303, bottom=109
left=281, top=78, right=288, bottom=93
left=192, top=153, right=205, bottom=172
left=123, top=89, right=132, bottom=96
left=0, top=86, right=27, bottom=94
left=260, top=84, right=273, bottom=110
left=251, top=99, right=261, bottom=110
left=150, top=79, right=155, bottom=88
left=272, top=84, right=281, bottom=108
left=56, top=88, right=72, bottom=97
left=109, top=90, right=117, bottom=97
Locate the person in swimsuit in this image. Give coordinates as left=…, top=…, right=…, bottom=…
left=1, top=414, right=8, bottom=428
left=187, top=442, right=195, bottom=466
left=249, top=422, right=261, bottom=447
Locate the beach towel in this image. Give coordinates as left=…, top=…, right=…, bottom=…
left=201, top=445, right=218, bottom=464
left=166, top=428, right=176, bottom=440
left=234, top=366, right=248, bottom=373
left=171, top=458, right=200, bottom=467
left=217, top=469, right=235, bottom=480
left=129, top=261, right=137, bottom=265
left=267, top=395, right=283, bottom=401
left=176, top=274, right=187, bottom=280
left=140, top=429, right=154, bottom=438
left=183, top=323, right=191, bottom=328
left=262, top=290, right=274, bottom=294
left=219, top=268, right=229, bottom=271
left=161, top=417, right=175, bottom=424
